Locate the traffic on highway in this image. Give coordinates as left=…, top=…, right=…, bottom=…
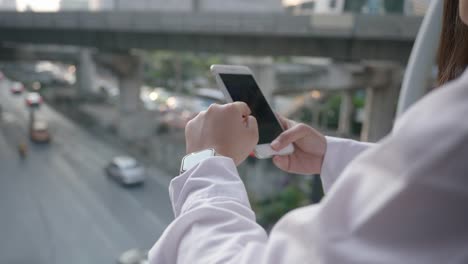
left=0, top=71, right=172, bottom=264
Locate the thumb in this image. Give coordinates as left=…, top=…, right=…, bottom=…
left=271, top=123, right=310, bottom=151
left=273, top=155, right=290, bottom=172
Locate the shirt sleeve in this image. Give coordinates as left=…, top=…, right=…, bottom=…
left=321, top=136, right=374, bottom=192
left=148, top=156, right=323, bottom=264
left=149, top=135, right=468, bottom=264
left=149, top=129, right=468, bottom=264
left=149, top=70, right=468, bottom=264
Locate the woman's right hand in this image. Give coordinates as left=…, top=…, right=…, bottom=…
left=271, top=116, right=327, bottom=175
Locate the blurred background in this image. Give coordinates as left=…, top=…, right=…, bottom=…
left=0, top=0, right=436, bottom=263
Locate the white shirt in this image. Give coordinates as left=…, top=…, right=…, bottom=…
left=149, top=70, right=468, bottom=264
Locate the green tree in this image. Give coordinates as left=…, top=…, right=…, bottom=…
left=145, top=51, right=223, bottom=91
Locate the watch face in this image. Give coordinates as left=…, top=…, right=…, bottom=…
left=182, top=149, right=216, bottom=172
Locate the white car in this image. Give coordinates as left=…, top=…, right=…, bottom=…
left=25, top=92, right=43, bottom=107
left=105, top=156, right=146, bottom=185
left=30, top=120, right=51, bottom=143
left=117, top=249, right=148, bottom=264
left=10, top=82, right=24, bottom=94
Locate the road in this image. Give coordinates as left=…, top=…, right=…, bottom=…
left=0, top=79, right=173, bottom=263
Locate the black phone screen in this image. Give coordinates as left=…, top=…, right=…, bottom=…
left=219, top=73, right=283, bottom=144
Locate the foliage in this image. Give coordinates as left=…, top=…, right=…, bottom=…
left=321, top=94, right=341, bottom=129
left=144, top=51, right=223, bottom=90
left=254, top=184, right=307, bottom=230
left=353, top=92, right=365, bottom=108
left=296, top=107, right=314, bottom=123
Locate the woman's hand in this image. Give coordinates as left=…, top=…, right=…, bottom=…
left=185, top=102, right=259, bottom=166
left=271, top=116, right=327, bottom=175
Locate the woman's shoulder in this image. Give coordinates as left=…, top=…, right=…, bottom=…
left=346, top=69, right=468, bottom=185
left=394, top=68, right=468, bottom=135
left=388, top=69, right=468, bottom=166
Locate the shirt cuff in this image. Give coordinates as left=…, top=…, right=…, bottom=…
left=169, top=156, right=250, bottom=218
left=321, top=136, right=374, bottom=193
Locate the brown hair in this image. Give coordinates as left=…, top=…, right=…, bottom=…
left=437, top=0, right=468, bottom=85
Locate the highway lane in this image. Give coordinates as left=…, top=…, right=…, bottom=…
left=0, top=80, right=173, bottom=263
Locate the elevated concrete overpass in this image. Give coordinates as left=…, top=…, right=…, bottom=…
left=0, top=11, right=422, bottom=63
left=0, top=45, right=80, bottom=63
left=0, top=11, right=422, bottom=142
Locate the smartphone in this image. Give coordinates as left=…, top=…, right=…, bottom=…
left=210, top=64, right=294, bottom=159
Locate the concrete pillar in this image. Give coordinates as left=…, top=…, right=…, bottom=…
left=360, top=65, right=402, bottom=142
left=192, top=0, right=201, bottom=12
left=105, top=52, right=154, bottom=142
left=76, top=49, right=96, bottom=98
left=338, top=90, right=353, bottom=137
left=116, top=54, right=142, bottom=141
left=119, top=67, right=142, bottom=113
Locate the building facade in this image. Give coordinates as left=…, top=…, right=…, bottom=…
left=0, top=0, right=16, bottom=10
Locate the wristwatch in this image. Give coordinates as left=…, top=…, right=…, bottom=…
left=180, top=148, right=217, bottom=174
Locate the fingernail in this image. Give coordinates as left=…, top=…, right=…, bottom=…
left=273, top=156, right=281, bottom=164
left=271, top=140, right=279, bottom=149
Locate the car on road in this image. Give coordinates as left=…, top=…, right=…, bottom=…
left=30, top=120, right=51, bottom=143
left=117, top=249, right=149, bottom=264
left=10, top=82, right=24, bottom=94
left=25, top=92, right=43, bottom=107
left=105, top=156, right=146, bottom=185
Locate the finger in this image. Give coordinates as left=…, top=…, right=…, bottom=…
left=188, top=110, right=203, bottom=122
left=206, top=103, right=221, bottom=114
left=231, top=101, right=251, bottom=117
left=192, top=110, right=206, bottom=122
left=185, top=112, right=202, bottom=134
left=246, top=115, right=258, bottom=130
left=271, top=123, right=310, bottom=151
left=273, top=155, right=291, bottom=172
left=188, top=111, right=203, bottom=124
left=246, top=116, right=259, bottom=144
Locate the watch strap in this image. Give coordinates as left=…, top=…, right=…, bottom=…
left=180, top=148, right=217, bottom=174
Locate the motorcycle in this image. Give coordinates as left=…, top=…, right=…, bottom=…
left=18, top=142, right=27, bottom=159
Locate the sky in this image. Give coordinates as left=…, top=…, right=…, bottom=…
left=16, top=0, right=60, bottom=11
